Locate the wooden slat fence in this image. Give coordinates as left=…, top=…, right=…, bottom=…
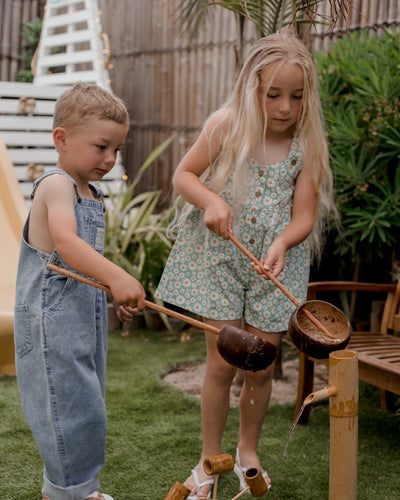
left=0, top=0, right=45, bottom=81
left=1, top=0, right=399, bottom=202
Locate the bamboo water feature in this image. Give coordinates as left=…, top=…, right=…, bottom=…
left=163, top=453, right=268, bottom=499
left=287, top=350, right=359, bottom=500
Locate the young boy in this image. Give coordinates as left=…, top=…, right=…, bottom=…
left=14, top=82, right=145, bottom=500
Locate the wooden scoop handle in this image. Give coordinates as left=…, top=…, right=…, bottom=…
left=227, top=234, right=336, bottom=339
left=47, top=263, right=220, bottom=335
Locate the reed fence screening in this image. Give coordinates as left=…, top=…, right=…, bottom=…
left=1, top=0, right=399, bottom=199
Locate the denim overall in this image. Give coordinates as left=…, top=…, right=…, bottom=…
left=14, top=169, right=108, bottom=499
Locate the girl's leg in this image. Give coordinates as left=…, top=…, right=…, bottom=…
left=184, top=319, right=239, bottom=497
left=237, top=326, right=282, bottom=481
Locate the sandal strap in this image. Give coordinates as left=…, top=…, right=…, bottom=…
left=191, top=466, right=215, bottom=488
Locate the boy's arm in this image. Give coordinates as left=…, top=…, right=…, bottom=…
left=43, top=175, right=145, bottom=309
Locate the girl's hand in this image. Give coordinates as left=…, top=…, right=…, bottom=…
left=203, top=196, right=234, bottom=239
left=261, top=239, right=287, bottom=278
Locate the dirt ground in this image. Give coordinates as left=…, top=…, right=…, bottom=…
left=163, top=354, right=329, bottom=406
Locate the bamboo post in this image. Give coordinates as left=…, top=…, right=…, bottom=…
left=328, top=350, right=358, bottom=500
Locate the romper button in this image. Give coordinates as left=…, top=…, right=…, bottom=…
left=251, top=217, right=257, bottom=223
left=255, top=191, right=261, bottom=197
left=291, top=159, right=297, bottom=165
left=249, top=239, right=255, bottom=244
left=258, top=170, right=264, bottom=176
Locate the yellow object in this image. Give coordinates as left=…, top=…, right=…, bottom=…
left=329, top=350, right=359, bottom=500
left=0, top=134, right=27, bottom=375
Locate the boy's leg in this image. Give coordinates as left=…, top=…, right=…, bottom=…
left=41, top=288, right=108, bottom=499
left=16, top=288, right=108, bottom=499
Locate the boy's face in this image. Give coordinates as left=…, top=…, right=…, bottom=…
left=58, top=118, right=128, bottom=181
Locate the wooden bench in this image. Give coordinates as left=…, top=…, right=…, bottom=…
left=294, top=280, right=400, bottom=424
left=0, top=80, right=124, bottom=206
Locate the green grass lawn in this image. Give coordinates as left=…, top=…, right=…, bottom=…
left=1, top=328, right=399, bottom=499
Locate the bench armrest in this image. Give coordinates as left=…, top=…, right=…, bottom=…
left=307, top=281, right=396, bottom=300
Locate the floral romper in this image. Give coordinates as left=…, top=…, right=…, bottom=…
left=155, top=137, right=310, bottom=332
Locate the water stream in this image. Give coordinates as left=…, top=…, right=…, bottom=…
left=283, top=403, right=306, bottom=459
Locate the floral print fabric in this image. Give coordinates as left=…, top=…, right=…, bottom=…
left=156, top=138, right=310, bottom=332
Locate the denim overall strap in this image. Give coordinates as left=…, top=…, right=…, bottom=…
left=14, top=170, right=108, bottom=499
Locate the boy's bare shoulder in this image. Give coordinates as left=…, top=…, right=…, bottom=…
left=33, top=171, right=75, bottom=201
left=28, top=172, right=76, bottom=252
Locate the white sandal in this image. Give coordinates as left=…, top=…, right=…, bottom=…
left=233, top=448, right=271, bottom=492
left=187, top=464, right=215, bottom=500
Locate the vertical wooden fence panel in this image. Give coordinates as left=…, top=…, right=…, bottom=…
left=1, top=0, right=399, bottom=199
left=0, top=0, right=44, bottom=81
left=311, top=0, right=400, bottom=51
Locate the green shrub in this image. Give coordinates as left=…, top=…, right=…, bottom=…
left=315, top=29, right=400, bottom=279
left=104, top=137, right=175, bottom=329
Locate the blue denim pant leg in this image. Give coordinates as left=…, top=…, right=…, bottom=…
left=16, top=277, right=108, bottom=500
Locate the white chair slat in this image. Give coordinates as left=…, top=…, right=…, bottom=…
left=14, top=168, right=124, bottom=184
left=8, top=149, right=58, bottom=164
left=0, top=116, right=53, bottom=131
left=18, top=181, right=35, bottom=198
left=0, top=99, right=57, bottom=116
left=13, top=165, right=54, bottom=181
left=47, top=0, right=85, bottom=9
left=102, top=164, right=124, bottom=181
left=44, top=9, right=90, bottom=29
left=33, top=71, right=100, bottom=86
left=42, top=29, right=92, bottom=48
left=1, top=131, right=54, bottom=147
left=0, top=81, right=67, bottom=99
left=37, top=49, right=97, bottom=67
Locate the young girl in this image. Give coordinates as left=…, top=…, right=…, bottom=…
left=156, top=31, right=336, bottom=499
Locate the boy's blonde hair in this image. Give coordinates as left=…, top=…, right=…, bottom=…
left=53, top=82, right=129, bottom=130
left=175, top=31, right=337, bottom=261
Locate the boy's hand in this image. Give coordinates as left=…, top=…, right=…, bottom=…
left=110, top=272, right=146, bottom=311
left=113, top=302, right=139, bottom=323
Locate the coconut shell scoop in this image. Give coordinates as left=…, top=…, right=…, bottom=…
left=47, top=263, right=278, bottom=371
left=227, top=234, right=351, bottom=359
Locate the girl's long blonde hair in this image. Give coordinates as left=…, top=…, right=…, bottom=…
left=173, top=31, right=337, bottom=261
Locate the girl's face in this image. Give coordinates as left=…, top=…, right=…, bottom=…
left=257, top=62, right=304, bottom=137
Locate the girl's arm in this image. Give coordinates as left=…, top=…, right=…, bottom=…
left=41, top=175, right=146, bottom=310
left=173, top=110, right=234, bottom=238
left=264, top=166, right=318, bottom=276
